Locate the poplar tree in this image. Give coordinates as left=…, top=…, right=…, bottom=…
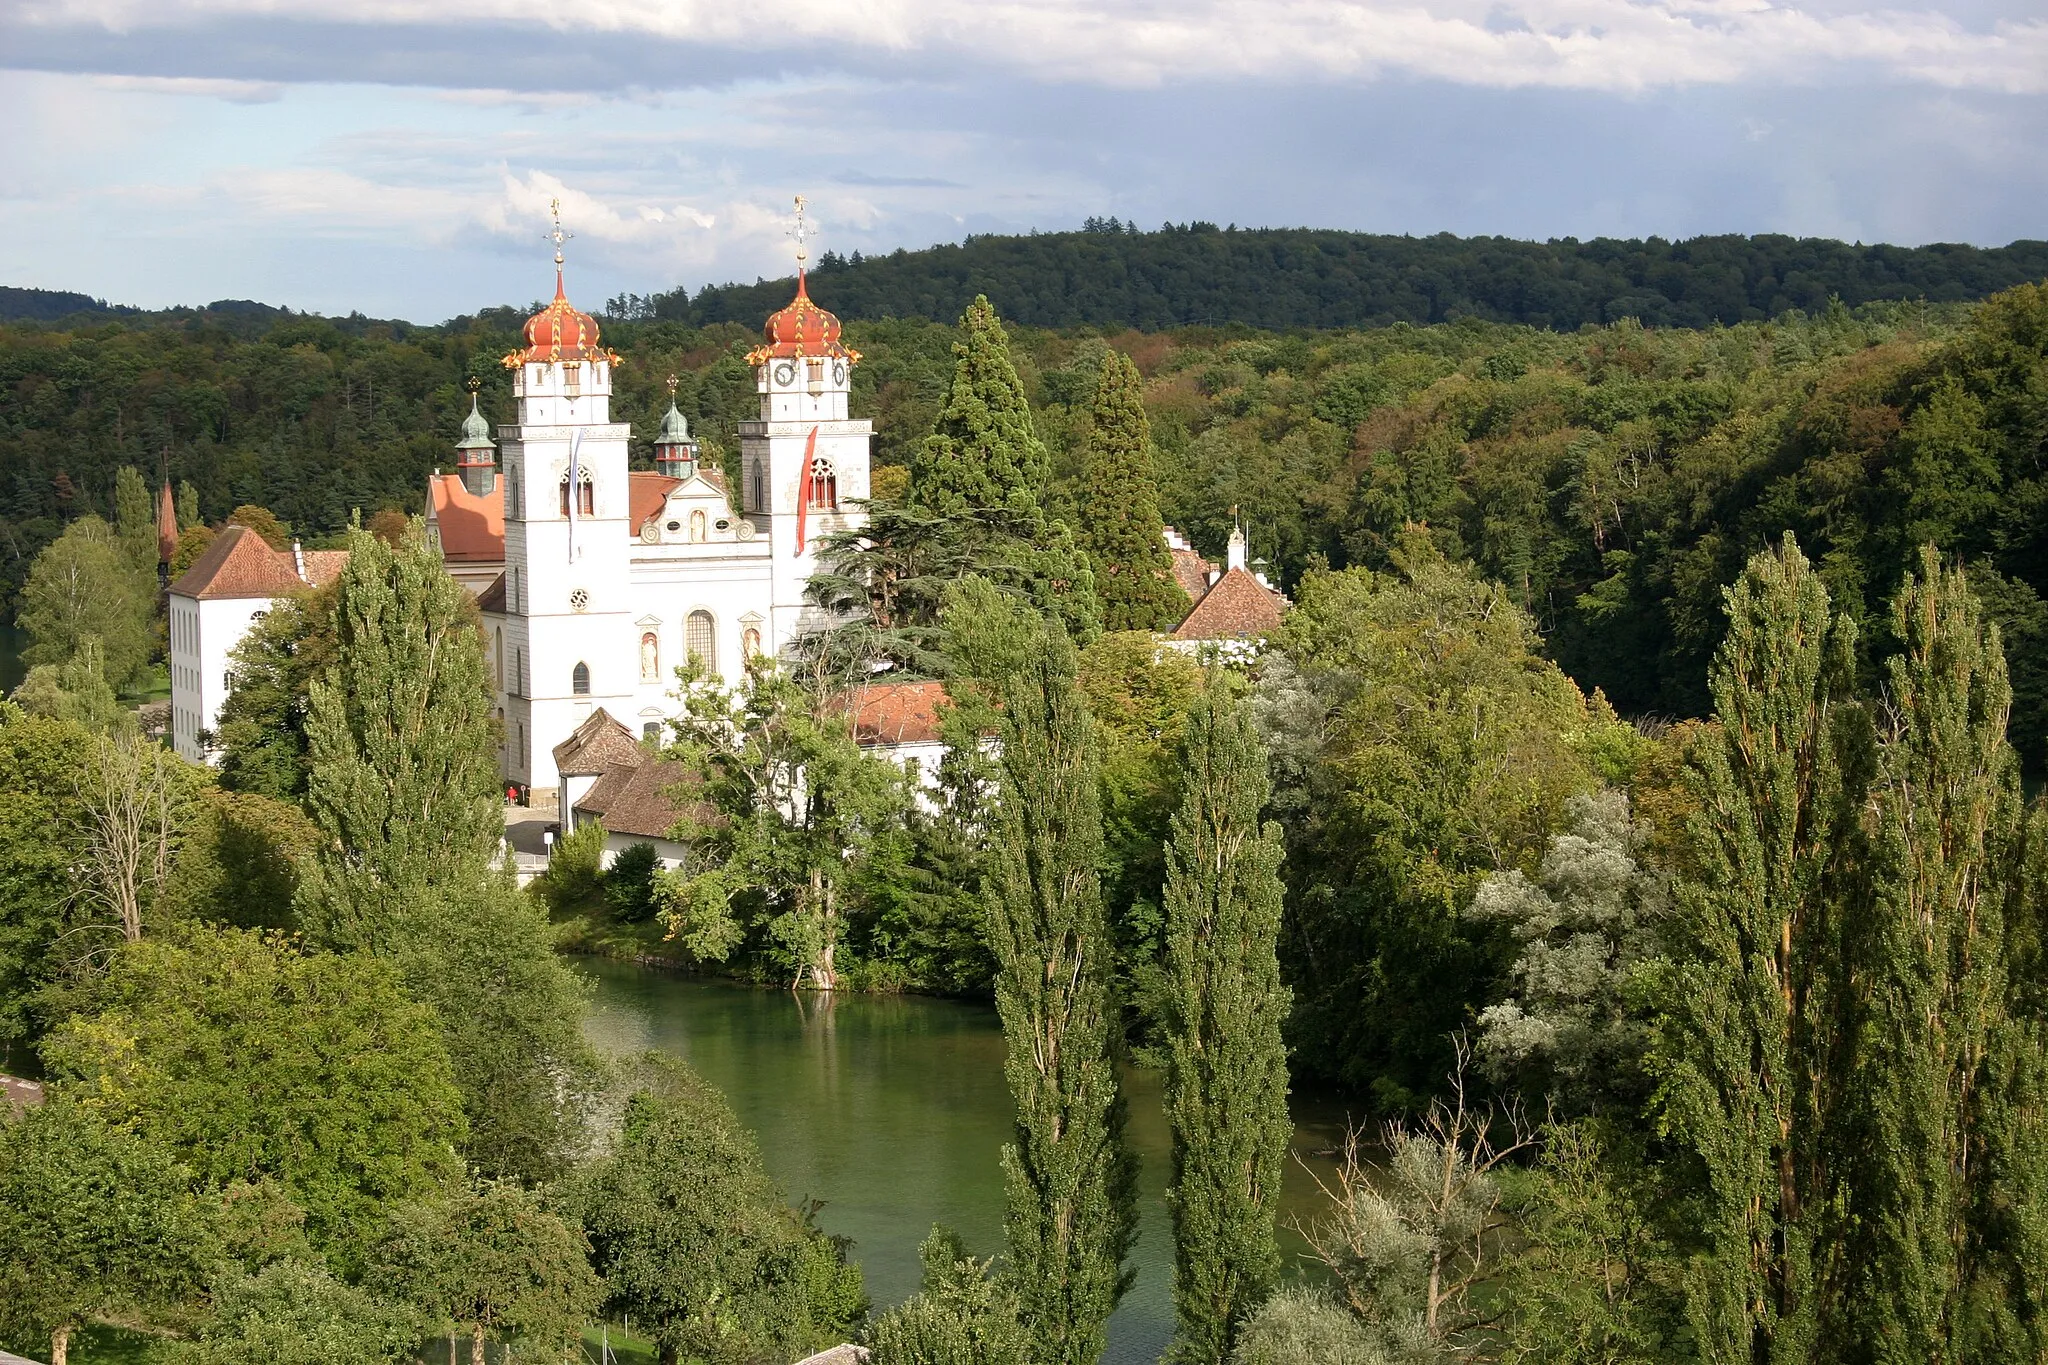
left=298, top=521, right=502, bottom=952
left=986, top=623, right=1136, bottom=1365
left=297, top=521, right=593, bottom=1182
left=112, top=466, right=160, bottom=579
left=909, top=295, right=1100, bottom=643
left=1850, top=548, right=2025, bottom=1360
left=1081, top=351, right=1189, bottom=632
left=1655, top=534, right=1860, bottom=1365
left=1161, top=690, right=1291, bottom=1365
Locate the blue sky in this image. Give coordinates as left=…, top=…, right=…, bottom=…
left=3, top=0, right=2043, bottom=322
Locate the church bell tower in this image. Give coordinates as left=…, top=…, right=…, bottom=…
left=739, top=196, right=872, bottom=649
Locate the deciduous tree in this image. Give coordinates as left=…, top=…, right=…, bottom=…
left=1161, top=690, right=1291, bottom=1365
left=985, top=622, right=1136, bottom=1365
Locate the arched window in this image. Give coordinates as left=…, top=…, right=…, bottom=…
left=690, top=508, right=707, bottom=542
left=572, top=661, right=591, bottom=696
left=807, top=456, right=837, bottom=510
left=559, top=472, right=594, bottom=517
left=751, top=464, right=767, bottom=515
left=494, top=629, right=504, bottom=691
left=639, top=632, right=659, bottom=682
left=685, top=611, right=716, bottom=668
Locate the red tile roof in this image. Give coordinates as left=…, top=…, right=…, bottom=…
left=169, top=525, right=328, bottom=600
left=1173, top=567, right=1287, bottom=641
left=834, top=680, right=950, bottom=746
left=1169, top=546, right=1216, bottom=604
left=427, top=474, right=505, bottom=562
left=629, top=472, right=685, bottom=531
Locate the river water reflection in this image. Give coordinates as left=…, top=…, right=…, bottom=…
left=581, top=959, right=1347, bottom=1365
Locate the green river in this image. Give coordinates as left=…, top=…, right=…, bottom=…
left=581, top=959, right=1348, bottom=1365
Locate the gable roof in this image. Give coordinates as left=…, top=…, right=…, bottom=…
left=1173, top=567, right=1287, bottom=641
left=575, top=755, right=703, bottom=840
left=552, top=707, right=645, bottom=778
left=169, top=525, right=318, bottom=600
left=1169, top=546, right=1215, bottom=605
left=835, top=680, right=950, bottom=747
left=427, top=473, right=505, bottom=562
left=629, top=472, right=685, bottom=531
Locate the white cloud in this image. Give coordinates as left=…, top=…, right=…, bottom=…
left=15, top=0, right=2048, bottom=94
left=91, top=73, right=283, bottom=100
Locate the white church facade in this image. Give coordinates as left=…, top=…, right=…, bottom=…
left=436, top=240, right=872, bottom=800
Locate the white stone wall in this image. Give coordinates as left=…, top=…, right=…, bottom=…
left=169, top=593, right=274, bottom=764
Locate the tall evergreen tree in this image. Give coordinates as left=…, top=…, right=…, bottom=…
left=911, top=296, right=1049, bottom=517
left=1654, top=534, right=1861, bottom=1365
left=1081, top=351, right=1189, bottom=632
left=297, top=521, right=501, bottom=952
left=112, top=466, right=159, bottom=581
left=1850, top=548, right=2025, bottom=1360
left=1160, top=690, right=1291, bottom=1365
left=907, top=295, right=1101, bottom=643
left=986, top=623, right=1137, bottom=1365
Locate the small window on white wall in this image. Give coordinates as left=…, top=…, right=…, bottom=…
left=685, top=611, right=716, bottom=667
left=572, top=661, right=591, bottom=696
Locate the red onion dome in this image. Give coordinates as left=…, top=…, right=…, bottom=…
left=745, top=274, right=860, bottom=366
left=503, top=269, right=616, bottom=367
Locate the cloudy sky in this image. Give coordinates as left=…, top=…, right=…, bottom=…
left=3, top=0, right=2043, bottom=321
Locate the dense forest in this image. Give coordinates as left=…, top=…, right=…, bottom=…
left=651, top=225, right=2048, bottom=331
left=6, top=278, right=2048, bottom=761
left=6, top=272, right=2048, bottom=1364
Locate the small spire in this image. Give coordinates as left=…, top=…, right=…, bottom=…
left=546, top=196, right=574, bottom=298
left=790, top=194, right=810, bottom=288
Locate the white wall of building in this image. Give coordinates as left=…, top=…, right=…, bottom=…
left=168, top=593, right=273, bottom=764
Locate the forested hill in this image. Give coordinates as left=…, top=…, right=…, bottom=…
left=654, top=226, right=2048, bottom=332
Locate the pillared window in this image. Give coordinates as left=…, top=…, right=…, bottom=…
left=807, top=456, right=837, bottom=511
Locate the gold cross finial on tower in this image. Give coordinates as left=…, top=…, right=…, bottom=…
left=547, top=197, right=573, bottom=267
left=790, top=194, right=810, bottom=273
left=665, top=374, right=680, bottom=399
left=465, top=376, right=481, bottom=395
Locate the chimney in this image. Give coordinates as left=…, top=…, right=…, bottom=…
left=1227, top=524, right=1248, bottom=572
left=292, top=539, right=307, bottom=582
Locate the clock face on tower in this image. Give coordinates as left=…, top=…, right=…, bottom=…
left=832, top=360, right=847, bottom=386
left=773, top=361, right=797, bottom=387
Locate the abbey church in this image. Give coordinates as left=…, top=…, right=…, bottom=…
left=425, top=244, right=871, bottom=798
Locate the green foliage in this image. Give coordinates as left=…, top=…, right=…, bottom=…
left=0, top=702, right=89, bottom=1044
left=0, top=1100, right=212, bottom=1362
left=1160, top=690, right=1292, bottom=1365
left=906, top=296, right=1100, bottom=642
left=536, top=815, right=608, bottom=914
left=666, top=228, right=2048, bottom=332
left=41, top=925, right=466, bottom=1269
left=1498, top=1123, right=1672, bottom=1365
left=298, top=522, right=500, bottom=952
left=1649, top=535, right=1859, bottom=1363
left=370, top=1179, right=600, bottom=1362
left=660, top=657, right=911, bottom=989
left=605, top=842, right=663, bottom=923
left=226, top=504, right=289, bottom=550
left=164, top=788, right=321, bottom=932
left=985, top=622, right=1137, bottom=1365
left=571, top=1056, right=868, bottom=1365
left=1081, top=350, right=1189, bottom=631
left=867, top=1227, right=1029, bottom=1365
left=18, top=513, right=153, bottom=689
left=113, top=466, right=160, bottom=577
left=1267, top=535, right=1628, bottom=1101
left=1227, top=1288, right=1395, bottom=1365
left=393, top=872, right=598, bottom=1184
left=10, top=646, right=128, bottom=734
left=213, top=584, right=336, bottom=801
left=177, top=1259, right=423, bottom=1365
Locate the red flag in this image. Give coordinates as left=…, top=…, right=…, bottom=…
left=794, top=426, right=819, bottom=555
